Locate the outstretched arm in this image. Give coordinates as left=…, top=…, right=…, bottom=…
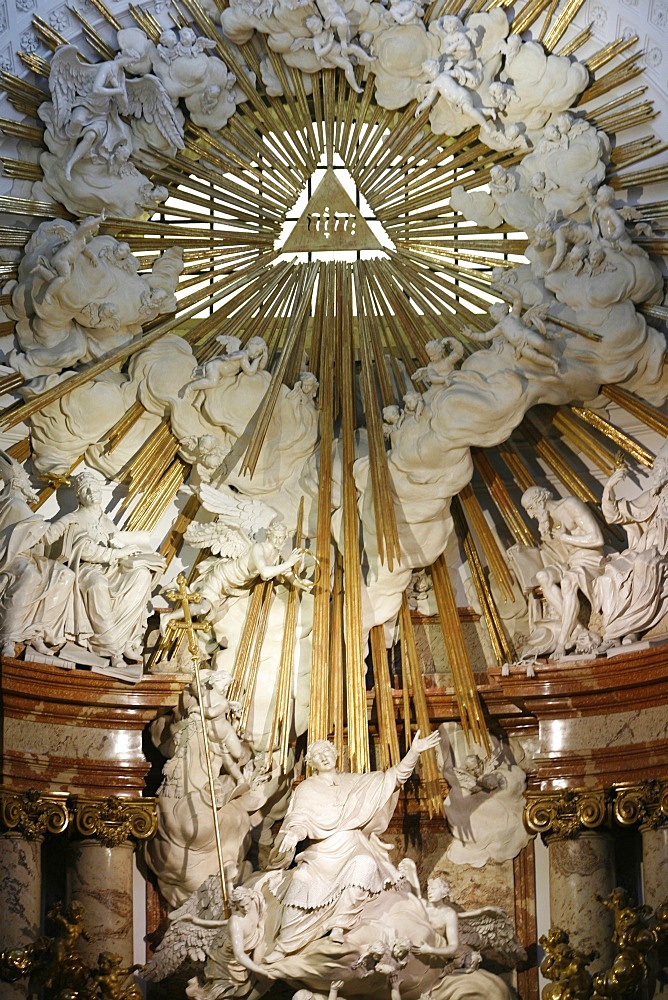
left=396, top=730, right=440, bottom=783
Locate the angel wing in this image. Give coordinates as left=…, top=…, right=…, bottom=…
left=141, top=875, right=228, bottom=982
left=459, top=907, right=527, bottom=969
left=184, top=518, right=249, bottom=557
left=125, top=74, right=185, bottom=150
left=215, top=334, right=243, bottom=354
left=49, top=45, right=97, bottom=129
left=197, top=483, right=280, bottom=539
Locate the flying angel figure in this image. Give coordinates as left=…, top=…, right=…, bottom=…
left=184, top=484, right=315, bottom=606
left=48, top=45, right=184, bottom=180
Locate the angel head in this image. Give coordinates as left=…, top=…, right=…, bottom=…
left=426, top=875, right=452, bottom=903
left=556, top=112, right=573, bottom=135
left=383, top=404, right=401, bottom=425
left=438, top=14, right=463, bottom=34
left=230, top=885, right=259, bottom=912
left=247, top=336, right=268, bottom=360
left=488, top=301, right=509, bottom=323
left=421, top=58, right=440, bottom=79
left=424, top=339, right=446, bottom=362
left=306, top=14, right=325, bottom=33
left=265, top=519, right=288, bottom=547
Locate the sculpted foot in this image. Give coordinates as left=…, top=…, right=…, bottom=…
left=330, top=927, right=344, bottom=944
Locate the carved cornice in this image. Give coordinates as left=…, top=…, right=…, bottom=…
left=613, top=779, right=668, bottom=830
left=0, top=787, right=70, bottom=840
left=524, top=788, right=611, bottom=842
left=70, top=795, right=158, bottom=848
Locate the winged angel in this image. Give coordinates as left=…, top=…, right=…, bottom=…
left=47, top=45, right=184, bottom=182
left=184, top=484, right=315, bottom=610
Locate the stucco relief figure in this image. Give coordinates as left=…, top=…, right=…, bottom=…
left=146, top=670, right=292, bottom=907
left=263, top=731, right=440, bottom=961
left=463, top=291, right=558, bottom=375
left=415, top=58, right=497, bottom=130
left=42, top=469, right=166, bottom=667
left=411, top=338, right=464, bottom=387
left=595, top=450, right=668, bottom=645
left=36, top=45, right=183, bottom=218
left=0, top=456, right=75, bottom=658
left=4, top=218, right=183, bottom=379
left=439, top=725, right=530, bottom=866
left=509, top=486, right=606, bottom=660
left=183, top=485, right=313, bottom=621
left=588, top=184, right=647, bottom=257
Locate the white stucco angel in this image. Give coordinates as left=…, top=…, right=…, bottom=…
left=415, top=58, right=496, bottom=129
left=37, top=44, right=183, bottom=217
left=439, top=725, right=530, bottom=866
left=463, top=290, right=559, bottom=375
left=184, top=484, right=314, bottom=612
left=5, top=218, right=183, bottom=379
left=411, top=337, right=464, bottom=387
left=429, top=16, right=482, bottom=87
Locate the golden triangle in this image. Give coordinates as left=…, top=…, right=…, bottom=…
left=280, top=167, right=384, bottom=253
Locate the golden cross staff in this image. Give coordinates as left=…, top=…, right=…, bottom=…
left=164, top=574, right=230, bottom=919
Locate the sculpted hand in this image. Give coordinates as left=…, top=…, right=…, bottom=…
left=411, top=729, right=440, bottom=754
left=277, top=828, right=305, bottom=854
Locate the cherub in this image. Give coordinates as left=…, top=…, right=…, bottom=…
left=415, top=59, right=495, bottom=128
left=382, top=404, right=404, bottom=438
left=387, top=0, right=424, bottom=25
left=528, top=171, right=558, bottom=202
left=489, top=164, right=517, bottom=196
left=314, top=0, right=353, bottom=46
left=183, top=335, right=269, bottom=403
left=287, top=371, right=319, bottom=402
left=411, top=337, right=463, bottom=386
left=182, top=669, right=248, bottom=785
left=589, top=185, right=645, bottom=256
left=32, top=214, right=104, bottom=302
left=464, top=290, right=559, bottom=375
left=90, top=952, right=142, bottom=1000
left=540, top=218, right=594, bottom=274
left=402, top=390, right=425, bottom=420
left=175, top=26, right=217, bottom=57
left=431, top=16, right=482, bottom=86
left=292, top=16, right=374, bottom=93
left=555, top=112, right=590, bottom=142
left=488, top=81, right=520, bottom=112
left=537, top=123, right=567, bottom=155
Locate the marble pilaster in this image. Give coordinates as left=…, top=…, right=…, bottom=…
left=548, top=832, right=616, bottom=971
left=67, top=839, right=135, bottom=965
left=0, top=833, right=42, bottom=1000
left=641, top=825, right=668, bottom=909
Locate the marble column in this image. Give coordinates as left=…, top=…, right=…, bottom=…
left=0, top=833, right=42, bottom=1000
left=548, top=831, right=616, bottom=970
left=67, top=795, right=157, bottom=966
left=641, top=824, right=668, bottom=910
left=67, top=839, right=135, bottom=965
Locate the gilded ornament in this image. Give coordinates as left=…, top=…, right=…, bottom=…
left=524, top=788, right=610, bottom=841
left=613, top=780, right=668, bottom=830
left=0, top=787, right=69, bottom=839
left=71, top=795, right=157, bottom=848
